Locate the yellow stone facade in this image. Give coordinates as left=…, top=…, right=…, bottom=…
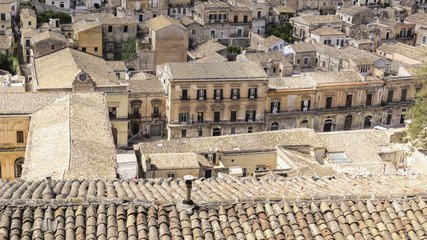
left=0, top=116, right=29, bottom=180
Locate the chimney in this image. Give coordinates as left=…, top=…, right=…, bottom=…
left=183, top=175, right=195, bottom=204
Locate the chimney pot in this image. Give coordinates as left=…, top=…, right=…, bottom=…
left=183, top=175, right=195, bottom=204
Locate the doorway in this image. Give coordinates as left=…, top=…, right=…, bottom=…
left=344, top=115, right=352, bottom=130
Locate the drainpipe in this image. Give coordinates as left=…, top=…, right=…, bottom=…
left=183, top=175, right=195, bottom=205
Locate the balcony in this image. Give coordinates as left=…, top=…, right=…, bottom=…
left=129, top=113, right=141, bottom=120
left=152, top=113, right=162, bottom=118
left=169, top=119, right=264, bottom=127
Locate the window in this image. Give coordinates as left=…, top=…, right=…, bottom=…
left=153, top=14, right=157, bottom=18
left=14, top=157, right=24, bottom=178
left=94, top=47, right=98, bottom=52
left=109, top=107, right=117, bottom=119
left=133, top=106, right=140, bottom=116
left=301, top=119, right=309, bottom=128
left=231, top=88, right=240, bottom=99
left=230, top=111, right=237, bottom=122
left=60, top=2, right=64, bottom=7
left=344, top=115, right=352, bottom=130
left=214, top=89, right=223, bottom=100
left=303, top=57, right=308, bottom=65
left=271, top=122, right=279, bottom=131
left=183, top=9, right=186, bottom=14
left=387, top=90, right=394, bottom=103
left=108, top=26, right=113, bottom=32
left=179, top=113, right=188, bottom=123
left=82, top=47, right=86, bottom=52
left=51, top=44, right=55, bottom=50
left=246, top=110, right=255, bottom=122
left=366, top=93, right=372, bottom=106
left=248, top=127, right=253, bottom=133
left=271, top=102, right=280, bottom=113
left=28, top=21, right=32, bottom=26
left=234, top=15, right=238, bottom=23
left=139, top=15, right=143, bottom=22
left=345, top=94, right=352, bottom=107
left=301, top=100, right=310, bottom=111
left=213, top=128, right=221, bottom=136
left=325, top=97, right=332, bottom=109
left=359, top=65, right=370, bottom=73
left=219, top=14, right=227, bottom=21
left=191, top=29, right=196, bottom=35
left=197, top=89, right=206, bottom=100
left=322, top=60, right=326, bottom=68
left=198, top=128, right=203, bottom=137
left=25, top=40, right=30, bottom=47
left=231, top=128, right=236, bottom=134
left=210, top=30, right=216, bottom=38
left=181, top=89, right=188, bottom=100
left=401, top=89, right=407, bottom=101
left=248, top=88, right=257, bottom=99
left=423, top=36, right=426, bottom=45
left=197, top=112, right=204, bottom=123
left=153, top=106, right=159, bottom=114
left=17, top=131, right=24, bottom=143
left=243, top=15, right=248, bottom=23
left=209, top=14, right=217, bottom=21
left=181, top=130, right=187, bottom=138
left=386, top=110, right=392, bottom=125
left=297, top=59, right=300, bottom=64
left=214, top=111, right=220, bottom=122
left=0, top=14, right=5, bottom=21
left=167, top=173, right=176, bottom=178
left=257, top=10, right=261, bottom=18
left=124, top=26, right=128, bottom=32
left=364, top=116, right=372, bottom=129
left=237, top=28, right=243, bottom=37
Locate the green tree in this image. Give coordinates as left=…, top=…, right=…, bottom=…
left=405, top=66, right=427, bottom=149
left=37, top=11, right=72, bottom=24
left=265, top=22, right=296, bottom=44
left=113, top=38, right=138, bottom=61
left=0, top=51, right=17, bottom=75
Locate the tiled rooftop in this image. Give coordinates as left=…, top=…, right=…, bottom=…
left=261, top=35, right=284, bottom=48
left=146, top=15, right=186, bottom=31
left=0, top=175, right=425, bottom=205
left=160, top=62, right=268, bottom=80
left=291, top=15, right=341, bottom=25
left=34, top=48, right=121, bottom=89
left=22, top=93, right=117, bottom=180
left=310, top=26, right=345, bottom=36
left=337, top=6, right=369, bottom=15
left=0, top=92, right=65, bottom=114
left=31, top=31, right=66, bottom=43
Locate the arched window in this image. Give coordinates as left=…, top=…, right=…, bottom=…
left=323, top=119, right=333, bottom=132
left=301, top=119, right=309, bottom=128
left=270, top=122, right=279, bottom=131
left=14, top=157, right=24, bottom=178
left=364, top=116, right=372, bottom=129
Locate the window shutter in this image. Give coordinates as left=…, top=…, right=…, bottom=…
left=254, top=89, right=257, bottom=98
left=220, top=89, right=223, bottom=99
left=237, top=89, right=240, bottom=99
left=245, top=111, right=248, bottom=121
left=248, top=89, right=250, bottom=98
left=197, top=90, right=200, bottom=100
left=253, top=111, right=256, bottom=121
left=270, top=102, right=274, bottom=113
left=277, top=102, right=280, bottom=112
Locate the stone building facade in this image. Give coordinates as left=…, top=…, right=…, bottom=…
left=156, top=62, right=268, bottom=140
